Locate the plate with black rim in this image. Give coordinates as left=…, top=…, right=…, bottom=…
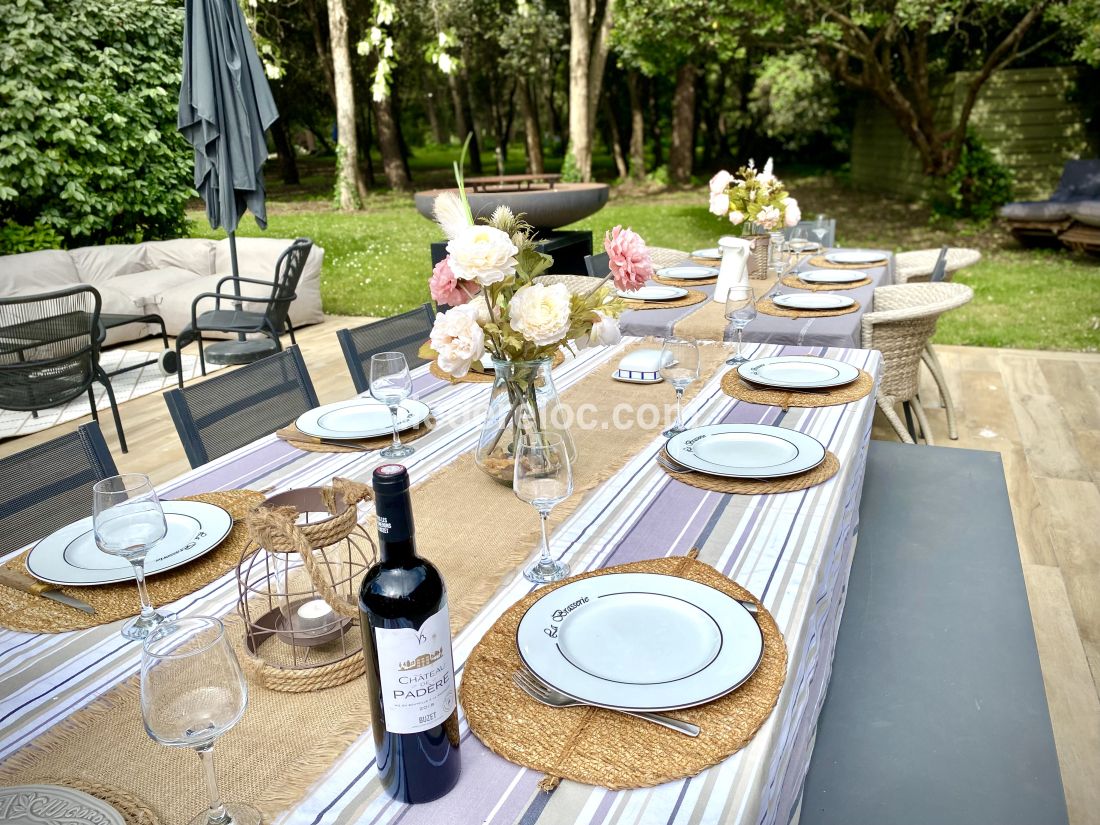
left=665, top=423, right=826, bottom=479
left=738, top=355, right=860, bottom=390
left=516, top=572, right=763, bottom=711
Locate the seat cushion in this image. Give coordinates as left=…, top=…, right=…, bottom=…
left=69, top=243, right=146, bottom=285
left=0, top=249, right=80, bottom=298
left=108, top=267, right=202, bottom=313
left=157, top=274, right=274, bottom=339
left=1068, top=201, right=1100, bottom=227
left=143, top=238, right=215, bottom=275
left=96, top=283, right=152, bottom=346
left=998, top=201, right=1073, bottom=222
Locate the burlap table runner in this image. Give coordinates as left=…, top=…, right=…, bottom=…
left=0, top=490, right=265, bottom=634
left=781, top=274, right=870, bottom=291
left=807, top=254, right=887, bottom=270
left=721, top=369, right=874, bottom=410
left=757, top=297, right=861, bottom=319
left=274, top=418, right=434, bottom=454
left=430, top=349, right=565, bottom=383
left=623, top=289, right=708, bottom=311
left=658, top=449, right=840, bottom=494
left=672, top=298, right=728, bottom=341
left=460, top=554, right=787, bottom=790
left=0, top=340, right=732, bottom=822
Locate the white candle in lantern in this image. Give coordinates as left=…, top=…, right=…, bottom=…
left=296, top=598, right=335, bottom=635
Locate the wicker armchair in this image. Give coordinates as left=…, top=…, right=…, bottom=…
left=647, top=246, right=691, bottom=269
left=861, top=283, right=973, bottom=445
left=895, top=247, right=981, bottom=285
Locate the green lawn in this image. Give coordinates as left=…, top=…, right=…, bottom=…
left=188, top=170, right=1100, bottom=352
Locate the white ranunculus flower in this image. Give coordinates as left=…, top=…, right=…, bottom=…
left=728, top=209, right=745, bottom=225
left=756, top=205, right=781, bottom=230
left=709, top=192, right=730, bottom=217
left=508, top=283, right=572, bottom=346
left=446, top=224, right=518, bottom=286
left=576, top=311, right=622, bottom=349
left=709, top=170, right=733, bottom=195
left=783, top=196, right=801, bottom=227
left=430, top=304, right=485, bottom=378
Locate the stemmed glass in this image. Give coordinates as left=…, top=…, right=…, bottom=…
left=370, top=352, right=415, bottom=459
left=659, top=337, right=700, bottom=437
left=788, top=227, right=811, bottom=255
left=141, top=617, right=260, bottom=825
left=812, top=214, right=830, bottom=248
left=93, top=473, right=171, bottom=640
left=513, top=433, right=573, bottom=584
left=724, top=288, right=757, bottom=365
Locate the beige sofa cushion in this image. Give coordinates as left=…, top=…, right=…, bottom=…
left=144, top=238, right=216, bottom=275
left=0, top=249, right=80, bottom=298
left=96, top=283, right=152, bottom=346
left=69, top=243, right=146, bottom=286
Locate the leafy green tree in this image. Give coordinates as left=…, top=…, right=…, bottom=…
left=749, top=52, right=842, bottom=150
left=0, top=0, right=192, bottom=252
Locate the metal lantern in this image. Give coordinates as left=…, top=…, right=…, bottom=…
left=236, top=479, right=376, bottom=691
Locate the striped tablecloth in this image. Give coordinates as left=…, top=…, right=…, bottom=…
left=0, top=338, right=881, bottom=825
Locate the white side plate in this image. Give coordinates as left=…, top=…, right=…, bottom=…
left=738, top=356, right=860, bottom=389
left=0, top=785, right=124, bottom=825
left=27, top=501, right=233, bottom=586
left=824, top=250, right=886, bottom=265
left=691, top=247, right=722, bottom=260
left=773, top=293, right=855, bottom=310
left=618, top=285, right=688, bottom=302
left=657, top=265, right=718, bottom=280
left=296, top=398, right=431, bottom=440
left=666, top=423, right=826, bottom=479
left=798, top=268, right=867, bottom=284
left=517, top=573, right=763, bottom=711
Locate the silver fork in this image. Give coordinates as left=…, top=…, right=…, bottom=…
left=512, top=669, right=700, bottom=736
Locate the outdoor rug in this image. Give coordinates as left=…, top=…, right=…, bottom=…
left=0, top=349, right=225, bottom=441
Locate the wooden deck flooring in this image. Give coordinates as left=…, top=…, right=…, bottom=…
left=2, top=321, right=1098, bottom=823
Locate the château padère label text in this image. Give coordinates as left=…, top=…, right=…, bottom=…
left=374, top=606, right=456, bottom=734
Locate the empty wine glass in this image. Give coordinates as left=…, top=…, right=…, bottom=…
left=370, top=352, right=415, bottom=459
left=788, top=226, right=811, bottom=255
left=724, top=288, right=757, bottom=365
left=659, top=338, right=700, bottom=437
left=812, top=214, right=830, bottom=248
left=142, top=617, right=260, bottom=825
left=513, top=432, right=573, bottom=584
left=93, top=473, right=170, bottom=640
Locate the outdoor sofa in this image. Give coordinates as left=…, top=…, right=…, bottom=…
left=0, top=237, right=325, bottom=346
left=999, top=159, right=1100, bottom=252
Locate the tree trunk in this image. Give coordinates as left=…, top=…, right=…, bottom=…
left=423, top=76, right=447, bottom=144
left=449, top=73, right=468, bottom=145
left=356, top=102, right=375, bottom=189
left=648, top=78, right=663, bottom=168
left=271, top=115, right=300, bottom=185
left=519, top=78, right=544, bottom=174
left=306, top=0, right=336, bottom=110
left=326, top=0, right=363, bottom=209
left=567, top=0, right=614, bottom=181
left=668, top=63, right=696, bottom=185
left=373, top=94, right=410, bottom=190
left=627, top=71, right=645, bottom=180
left=605, top=93, right=628, bottom=180
left=457, top=68, right=483, bottom=173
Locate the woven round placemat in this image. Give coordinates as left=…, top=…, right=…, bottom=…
left=807, top=254, right=887, bottom=270
left=658, top=449, right=840, bottom=494
left=460, top=555, right=787, bottom=790
left=720, top=369, right=874, bottom=410
left=430, top=349, right=566, bottom=383
left=781, top=274, right=871, bottom=291
left=757, top=297, right=861, bottom=319
left=44, top=779, right=160, bottom=825
left=275, top=419, right=434, bottom=453
left=622, top=290, right=708, bottom=311
left=0, top=490, right=265, bottom=634
left=654, top=274, right=718, bottom=287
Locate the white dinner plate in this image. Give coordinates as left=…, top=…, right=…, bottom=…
left=824, top=250, right=887, bottom=265
left=26, top=501, right=233, bottom=586
left=657, top=265, right=719, bottom=280
left=666, top=423, right=826, bottom=479
left=612, top=369, right=663, bottom=384
left=516, top=573, right=763, bottom=711
left=0, top=785, right=125, bottom=825
left=296, top=398, right=431, bottom=440
left=798, top=268, right=867, bottom=284
left=691, top=247, right=722, bottom=260
left=773, top=293, right=855, bottom=310
left=738, top=356, right=860, bottom=390
left=617, top=285, right=688, bottom=302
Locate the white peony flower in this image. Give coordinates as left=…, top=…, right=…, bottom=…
left=783, top=196, right=801, bottom=227
left=446, top=224, right=518, bottom=286
left=728, top=209, right=745, bottom=225
left=576, top=311, right=622, bottom=349
left=508, top=283, right=572, bottom=346
left=709, top=170, right=733, bottom=195
left=756, top=205, right=781, bottom=230
left=430, top=304, right=485, bottom=378
left=709, top=192, right=730, bottom=216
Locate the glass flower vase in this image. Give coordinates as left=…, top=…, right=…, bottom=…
left=474, top=357, right=576, bottom=486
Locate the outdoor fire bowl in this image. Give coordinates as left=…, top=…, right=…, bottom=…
left=414, top=182, right=609, bottom=231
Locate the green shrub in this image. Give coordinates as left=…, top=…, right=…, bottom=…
left=0, top=0, right=193, bottom=254
left=0, top=220, right=64, bottom=254
left=930, top=132, right=1014, bottom=223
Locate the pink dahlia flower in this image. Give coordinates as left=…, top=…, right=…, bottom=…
left=604, top=225, right=653, bottom=292
left=429, top=256, right=477, bottom=306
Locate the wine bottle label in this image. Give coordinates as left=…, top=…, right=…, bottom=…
left=375, top=607, right=457, bottom=734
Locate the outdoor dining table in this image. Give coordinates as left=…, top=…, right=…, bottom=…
left=0, top=337, right=882, bottom=825
left=620, top=249, right=895, bottom=348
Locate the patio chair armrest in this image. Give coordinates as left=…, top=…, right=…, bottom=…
left=215, top=274, right=278, bottom=293
left=189, top=290, right=273, bottom=328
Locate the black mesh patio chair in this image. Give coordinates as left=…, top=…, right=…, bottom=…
left=930, top=246, right=949, bottom=282
left=584, top=252, right=610, bottom=277
left=0, top=422, right=118, bottom=555
left=163, top=345, right=319, bottom=468
left=0, top=285, right=129, bottom=452
left=174, top=238, right=314, bottom=387
left=336, top=304, right=436, bottom=394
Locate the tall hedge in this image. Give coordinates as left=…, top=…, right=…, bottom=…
left=0, top=0, right=193, bottom=253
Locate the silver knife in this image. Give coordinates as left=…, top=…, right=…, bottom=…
left=0, top=568, right=96, bottom=614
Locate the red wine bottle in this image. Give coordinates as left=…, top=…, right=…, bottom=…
left=359, top=464, right=461, bottom=803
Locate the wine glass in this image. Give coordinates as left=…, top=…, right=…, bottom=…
left=788, top=226, right=811, bottom=256
left=659, top=338, right=700, bottom=437
left=93, top=474, right=171, bottom=640
left=141, top=617, right=260, bottom=825
left=513, top=433, right=573, bottom=584
left=812, top=214, right=830, bottom=248
left=724, top=288, right=757, bottom=366
left=370, top=352, right=415, bottom=459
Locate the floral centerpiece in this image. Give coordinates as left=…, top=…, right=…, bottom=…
left=707, top=158, right=801, bottom=233
left=426, top=147, right=643, bottom=482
